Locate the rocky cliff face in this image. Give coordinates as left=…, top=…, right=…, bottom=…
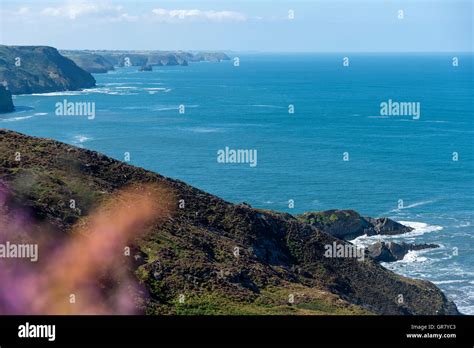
left=191, top=52, right=231, bottom=62
left=0, top=86, right=14, bottom=113
left=297, top=210, right=414, bottom=240
left=367, top=241, right=439, bottom=262
left=61, top=52, right=115, bottom=74
left=0, top=45, right=96, bottom=94
left=61, top=50, right=230, bottom=69
left=0, top=129, right=458, bottom=315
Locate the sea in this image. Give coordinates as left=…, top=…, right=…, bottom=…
left=2, top=53, right=473, bottom=314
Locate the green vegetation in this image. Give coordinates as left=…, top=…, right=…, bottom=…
left=0, top=129, right=459, bottom=315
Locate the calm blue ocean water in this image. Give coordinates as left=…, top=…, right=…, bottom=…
left=3, top=53, right=474, bottom=313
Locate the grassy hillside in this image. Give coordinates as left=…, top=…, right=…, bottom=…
left=0, top=129, right=458, bottom=315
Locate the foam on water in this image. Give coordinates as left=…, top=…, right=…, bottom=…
left=398, top=249, right=429, bottom=263
left=395, top=221, right=443, bottom=237
left=29, top=91, right=83, bottom=96
left=183, top=127, right=223, bottom=133
left=349, top=221, right=443, bottom=247
left=0, top=115, right=34, bottom=122
left=0, top=112, right=47, bottom=122
left=72, top=135, right=92, bottom=144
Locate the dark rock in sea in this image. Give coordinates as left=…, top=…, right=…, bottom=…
left=0, top=85, right=14, bottom=113
left=0, top=45, right=96, bottom=94
left=366, top=217, right=414, bottom=236
left=368, top=241, right=439, bottom=262
left=0, top=129, right=459, bottom=315
left=297, top=210, right=414, bottom=240
left=61, top=51, right=115, bottom=73
left=138, top=65, right=153, bottom=72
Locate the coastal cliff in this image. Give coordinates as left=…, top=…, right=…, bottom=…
left=0, top=129, right=458, bottom=315
left=0, top=45, right=96, bottom=94
left=0, top=86, right=14, bottom=113
left=62, top=52, right=115, bottom=74
left=61, top=50, right=230, bottom=72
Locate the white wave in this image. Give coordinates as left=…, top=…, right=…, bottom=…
left=383, top=200, right=435, bottom=215
left=402, top=200, right=434, bottom=209
left=185, top=127, right=222, bottom=133
left=433, top=280, right=467, bottom=285
left=0, top=115, right=34, bottom=122
left=74, top=87, right=138, bottom=96
left=29, top=91, right=83, bottom=96
left=154, top=107, right=178, bottom=112
left=83, top=88, right=117, bottom=95
left=349, top=234, right=380, bottom=247
left=28, top=88, right=130, bottom=96
left=349, top=220, right=443, bottom=247
left=396, top=221, right=443, bottom=237
left=458, top=305, right=474, bottom=315
left=103, top=82, right=130, bottom=86
left=121, top=106, right=146, bottom=110
left=72, top=135, right=92, bottom=143
left=398, top=250, right=429, bottom=263
left=146, top=87, right=171, bottom=93
left=0, top=111, right=48, bottom=122
left=104, top=82, right=162, bottom=86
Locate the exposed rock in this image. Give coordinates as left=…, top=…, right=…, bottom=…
left=368, top=241, right=439, bottom=262
left=0, top=86, right=14, bottom=113
left=297, top=210, right=413, bottom=240
left=0, top=129, right=458, bottom=315
left=0, top=45, right=96, bottom=94
left=366, top=217, right=414, bottom=236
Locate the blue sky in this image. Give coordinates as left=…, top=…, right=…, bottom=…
left=0, top=0, right=472, bottom=52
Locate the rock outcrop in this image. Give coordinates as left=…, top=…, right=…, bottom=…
left=367, top=241, right=439, bottom=262
left=297, top=210, right=413, bottom=240
left=366, top=217, right=414, bottom=236
left=0, top=129, right=458, bottom=315
left=0, top=45, right=96, bottom=94
left=0, top=86, right=14, bottom=113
